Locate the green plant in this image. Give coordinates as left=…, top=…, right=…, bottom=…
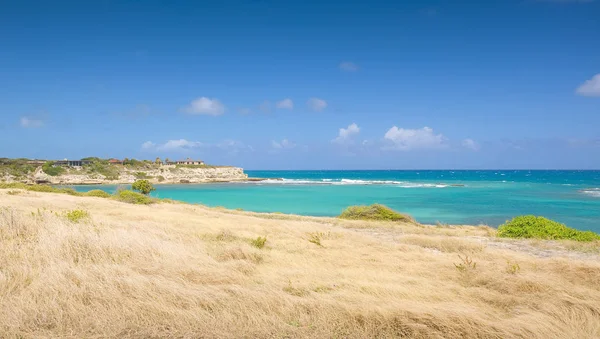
left=64, top=209, right=90, bottom=223
left=131, top=180, right=155, bottom=195
left=250, top=236, right=267, bottom=249
left=454, top=255, right=476, bottom=272
left=6, top=190, right=21, bottom=195
left=42, top=162, right=65, bottom=176
left=157, top=175, right=165, bottom=182
left=497, top=215, right=600, bottom=242
left=338, top=204, right=414, bottom=222
left=113, top=190, right=154, bottom=205
left=134, top=172, right=151, bottom=179
left=506, top=261, right=521, bottom=274
left=85, top=189, right=111, bottom=198
left=307, top=232, right=325, bottom=247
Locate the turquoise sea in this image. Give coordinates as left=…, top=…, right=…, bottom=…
left=72, top=170, right=600, bottom=232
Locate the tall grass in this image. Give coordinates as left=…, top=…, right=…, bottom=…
left=0, top=194, right=599, bottom=337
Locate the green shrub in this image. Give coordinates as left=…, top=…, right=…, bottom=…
left=113, top=190, right=154, bottom=205
left=42, top=162, right=65, bottom=176
left=132, top=179, right=155, bottom=195
left=250, top=236, right=267, bottom=249
left=157, top=175, right=165, bottom=182
left=64, top=209, right=90, bottom=223
left=338, top=204, right=414, bottom=222
left=134, top=171, right=150, bottom=179
left=85, top=189, right=111, bottom=198
left=84, top=161, right=120, bottom=180
left=497, top=215, right=600, bottom=242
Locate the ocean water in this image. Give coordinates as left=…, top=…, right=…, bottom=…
left=72, top=170, right=600, bottom=232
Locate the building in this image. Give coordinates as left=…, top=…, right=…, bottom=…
left=108, top=158, right=122, bottom=165
left=26, top=160, right=46, bottom=166
left=168, top=158, right=205, bottom=165
left=54, top=159, right=93, bottom=167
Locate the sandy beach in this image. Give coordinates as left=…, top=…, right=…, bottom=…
left=1, top=188, right=599, bottom=338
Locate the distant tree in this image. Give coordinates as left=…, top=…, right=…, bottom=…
left=155, top=157, right=162, bottom=165
left=123, top=158, right=130, bottom=165
left=165, top=158, right=170, bottom=164
left=131, top=179, right=155, bottom=195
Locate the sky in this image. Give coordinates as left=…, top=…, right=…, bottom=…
left=1, top=0, right=599, bottom=169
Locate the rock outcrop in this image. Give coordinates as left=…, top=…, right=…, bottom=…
left=8, top=165, right=249, bottom=185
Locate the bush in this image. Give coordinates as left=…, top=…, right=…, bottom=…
left=64, top=209, right=90, bottom=223
left=338, top=204, right=414, bottom=222
left=134, top=172, right=150, bottom=179
left=497, top=215, right=600, bottom=242
left=42, top=162, right=65, bottom=176
left=132, top=179, right=155, bottom=195
left=85, top=189, right=111, bottom=198
left=250, top=236, right=267, bottom=249
left=113, top=190, right=154, bottom=205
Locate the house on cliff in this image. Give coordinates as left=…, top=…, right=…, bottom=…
left=167, top=158, right=205, bottom=165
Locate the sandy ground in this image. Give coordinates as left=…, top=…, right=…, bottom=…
left=1, top=189, right=599, bottom=338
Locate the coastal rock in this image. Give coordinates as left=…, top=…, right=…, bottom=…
left=10, top=165, right=249, bottom=185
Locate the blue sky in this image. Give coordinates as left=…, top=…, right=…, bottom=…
left=1, top=0, right=599, bottom=169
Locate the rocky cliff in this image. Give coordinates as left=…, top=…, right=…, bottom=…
left=6, top=165, right=249, bottom=185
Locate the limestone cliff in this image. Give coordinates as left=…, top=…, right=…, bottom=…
left=7, top=165, right=249, bottom=185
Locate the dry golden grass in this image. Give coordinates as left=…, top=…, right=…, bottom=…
left=1, top=189, right=600, bottom=338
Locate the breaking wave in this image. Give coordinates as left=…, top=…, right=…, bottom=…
left=580, top=188, right=600, bottom=198
left=252, top=178, right=456, bottom=188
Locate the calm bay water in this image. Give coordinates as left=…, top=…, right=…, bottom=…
left=72, top=170, right=600, bottom=232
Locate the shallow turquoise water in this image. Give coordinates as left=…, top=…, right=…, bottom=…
left=71, top=170, right=600, bottom=232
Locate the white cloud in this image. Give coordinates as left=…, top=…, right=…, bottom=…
left=383, top=126, right=446, bottom=151
left=217, top=139, right=254, bottom=154
left=333, top=123, right=360, bottom=144
left=238, top=107, right=251, bottom=115
left=276, top=98, right=294, bottom=110
left=142, top=138, right=252, bottom=154
left=462, top=138, right=481, bottom=151
left=20, top=117, right=44, bottom=128
left=576, top=74, right=600, bottom=97
left=141, top=141, right=155, bottom=150
left=259, top=101, right=272, bottom=113
left=145, top=139, right=205, bottom=152
left=182, top=97, right=225, bottom=116
left=339, top=62, right=358, bottom=72
left=271, top=139, right=296, bottom=149
left=307, top=98, right=327, bottom=112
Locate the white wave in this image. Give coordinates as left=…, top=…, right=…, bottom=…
left=580, top=188, right=600, bottom=198
left=248, top=178, right=452, bottom=188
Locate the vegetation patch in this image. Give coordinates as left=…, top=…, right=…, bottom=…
left=134, top=172, right=152, bottom=179
left=113, top=190, right=155, bottom=205
left=0, top=158, right=37, bottom=178
left=83, top=160, right=120, bottom=180
left=42, top=162, right=65, bottom=176
left=0, top=183, right=79, bottom=195
left=250, top=236, right=267, bottom=249
left=84, top=189, right=111, bottom=198
left=497, top=215, right=600, bottom=242
left=63, top=209, right=90, bottom=223
left=338, top=204, right=414, bottom=222
left=132, top=179, right=155, bottom=195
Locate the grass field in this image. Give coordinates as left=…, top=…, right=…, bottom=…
left=1, top=189, right=599, bottom=338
